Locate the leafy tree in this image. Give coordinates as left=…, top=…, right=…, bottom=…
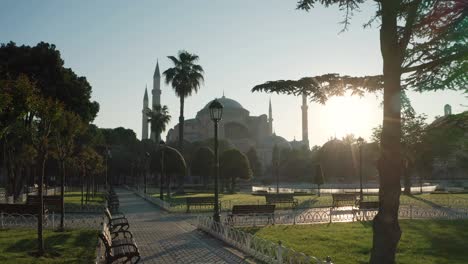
left=163, top=50, right=204, bottom=150
left=0, top=75, right=37, bottom=199
left=220, top=149, right=252, bottom=193
left=372, top=94, right=428, bottom=194
left=31, top=95, right=63, bottom=255
left=147, top=105, right=171, bottom=144
left=255, top=1, right=466, bottom=261
left=0, top=42, right=99, bottom=122
left=51, top=111, right=85, bottom=230
left=190, top=147, right=214, bottom=187
left=246, top=147, right=262, bottom=178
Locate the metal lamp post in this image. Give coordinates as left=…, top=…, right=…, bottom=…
left=159, top=140, right=165, bottom=200
left=357, top=137, right=364, bottom=201
left=144, top=152, right=150, bottom=195
left=106, top=149, right=112, bottom=189
left=209, top=99, right=223, bottom=222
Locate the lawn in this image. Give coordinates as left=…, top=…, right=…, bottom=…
left=243, top=219, right=468, bottom=264
left=64, top=192, right=105, bottom=206
left=149, top=191, right=468, bottom=210
left=0, top=228, right=98, bottom=264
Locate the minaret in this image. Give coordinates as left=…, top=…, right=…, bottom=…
left=301, top=93, right=309, bottom=147
left=268, top=98, right=273, bottom=135
left=151, top=60, right=162, bottom=141
left=142, top=86, right=149, bottom=140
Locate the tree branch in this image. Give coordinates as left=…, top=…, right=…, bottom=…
left=402, top=50, right=468, bottom=73
left=398, top=0, right=422, bottom=56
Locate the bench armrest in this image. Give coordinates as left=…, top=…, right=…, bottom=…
left=111, top=230, right=133, bottom=239
left=111, top=212, right=126, bottom=219
left=110, top=242, right=139, bottom=252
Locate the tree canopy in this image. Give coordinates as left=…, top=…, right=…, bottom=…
left=220, top=149, right=252, bottom=193
left=0, top=42, right=100, bottom=122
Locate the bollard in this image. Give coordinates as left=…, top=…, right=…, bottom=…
left=277, top=241, right=283, bottom=264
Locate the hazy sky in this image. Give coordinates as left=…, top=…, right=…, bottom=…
left=2, top=0, right=466, bottom=146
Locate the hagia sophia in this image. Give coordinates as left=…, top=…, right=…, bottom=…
left=141, top=61, right=309, bottom=166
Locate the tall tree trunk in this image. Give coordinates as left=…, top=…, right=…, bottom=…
left=60, top=160, right=65, bottom=231
left=86, top=173, right=90, bottom=204
left=231, top=176, right=236, bottom=194
left=81, top=168, right=84, bottom=207
left=370, top=1, right=402, bottom=263
left=179, top=96, right=185, bottom=150
left=37, top=152, right=46, bottom=255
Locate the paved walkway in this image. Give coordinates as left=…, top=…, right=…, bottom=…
left=116, top=189, right=256, bottom=264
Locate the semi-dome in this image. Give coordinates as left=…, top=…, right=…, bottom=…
left=203, top=96, right=244, bottom=110
left=260, top=134, right=292, bottom=150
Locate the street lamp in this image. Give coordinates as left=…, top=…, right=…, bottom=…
left=159, top=140, right=165, bottom=200
left=145, top=152, right=150, bottom=195
left=209, top=99, right=223, bottom=222
left=357, top=137, right=364, bottom=201
left=106, top=149, right=112, bottom=189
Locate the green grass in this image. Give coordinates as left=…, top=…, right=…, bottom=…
left=0, top=228, right=98, bottom=264
left=243, top=219, right=468, bottom=264
left=149, top=191, right=468, bottom=210
left=64, top=192, right=104, bottom=206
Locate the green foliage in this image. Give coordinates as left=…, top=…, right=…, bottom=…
left=220, top=149, right=252, bottom=193
left=0, top=42, right=99, bottom=122
left=163, top=51, right=205, bottom=98
left=246, top=147, right=263, bottom=177
left=163, top=50, right=204, bottom=148
left=252, top=74, right=383, bottom=104
left=147, top=105, right=171, bottom=137
left=190, top=147, right=214, bottom=186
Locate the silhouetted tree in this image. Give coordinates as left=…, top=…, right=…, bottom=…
left=51, top=111, right=85, bottom=231
left=246, top=147, right=262, bottom=178
left=0, top=42, right=99, bottom=122
left=220, top=149, right=252, bottom=193
left=163, top=51, right=204, bottom=150
left=255, top=1, right=466, bottom=261
left=191, top=147, right=214, bottom=187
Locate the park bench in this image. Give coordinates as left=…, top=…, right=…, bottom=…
left=228, top=204, right=275, bottom=225
left=26, top=195, right=62, bottom=213
left=186, top=197, right=217, bottom=212
left=332, top=193, right=359, bottom=208
left=99, top=222, right=140, bottom=263
left=265, top=194, right=298, bottom=208
left=0, top=203, right=47, bottom=215
left=105, top=190, right=120, bottom=212
left=104, top=207, right=129, bottom=232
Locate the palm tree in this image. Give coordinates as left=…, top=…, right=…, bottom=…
left=147, top=105, right=171, bottom=140
left=163, top=51, right=204, bottom=150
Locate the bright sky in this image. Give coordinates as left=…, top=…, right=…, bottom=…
left=1, top=0, right=466, bottom=147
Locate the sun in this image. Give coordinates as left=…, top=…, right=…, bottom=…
left=320, top=92, right=381, bottom=140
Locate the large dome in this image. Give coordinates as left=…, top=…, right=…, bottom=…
left=203, top=96, right=244, bottom=110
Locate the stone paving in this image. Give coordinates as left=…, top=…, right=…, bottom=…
left=116, top=189, right=257, bottom=264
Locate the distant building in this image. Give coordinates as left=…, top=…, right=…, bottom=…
left=141, top=61, right=162, bottom=142
left=141, top=62, right=310, bottom=167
